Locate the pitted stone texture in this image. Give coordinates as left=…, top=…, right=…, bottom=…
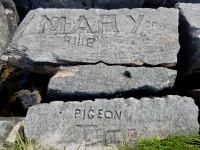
left=24, top=96, right=199, bottom=150
left=47, top=63, right=177, bottom=98
left=176, top=3, right=200, bottom=75
left=2, top=8, right=179, bottom=74
left=143, top=0, right=200, bottom=8
left=31, top=0, right=144, bottom=9
left=0, top=3, right=9, bottom=55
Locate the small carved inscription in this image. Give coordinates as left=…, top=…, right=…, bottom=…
left=145, top=21, right=168, bottom=28
left=75, top=109, right=122, bottom=120
left=64, top=34, right=96, bottom=47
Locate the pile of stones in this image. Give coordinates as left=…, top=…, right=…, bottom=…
left=0, top=0, right=200, bottom=149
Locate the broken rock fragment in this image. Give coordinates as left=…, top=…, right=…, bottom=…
left=8, top=87, right=42, bottom=115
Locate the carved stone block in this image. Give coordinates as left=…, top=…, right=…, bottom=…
left=24, top=96, right=199, bottom=150
left=1, top=8, right=179, bottom=74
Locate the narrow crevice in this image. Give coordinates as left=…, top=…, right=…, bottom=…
left=46, top=86, right=175, bottom=103
left=34, top=61, right=177, bottom=71
left=47, top=92, right=175, bottom=102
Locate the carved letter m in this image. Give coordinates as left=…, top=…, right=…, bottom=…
left=39, top=15, right=66, bottom=34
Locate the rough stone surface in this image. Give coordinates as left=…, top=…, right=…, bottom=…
left=175, top=3, right=200, bottom=75
left=1, top=0, right=19, bottom=37
left=0, top=3, right=10, bottom=55
left=143, top=0, right=200, bottom=8
left=24, top=96, right=199, bottom=150
left=0, top=117, right=24, bottom=147
left=47, top=63, right=177, bottom=98
left=1, top=8, right=179, bottom=74
left=31, top=0, right=144, bottom=9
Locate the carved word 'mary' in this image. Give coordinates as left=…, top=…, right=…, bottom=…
left=1, top=8, right=179, bottom=74
left=24, top=96, right=198, bottom=150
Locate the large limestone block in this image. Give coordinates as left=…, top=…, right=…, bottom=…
left=47, top=63, right=177, bottom=98
left=24, top=96, right=199, bottom=150
left=1, top=8, right=179, bottom=75
left=0, top=3, right=10, bottom=55
left=31, top=0, right=144, bottom=9
left=176, top=3, right=200, bottom=75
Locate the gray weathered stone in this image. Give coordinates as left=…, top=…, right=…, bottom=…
left=24, top=95, right=199, bottom=150
left=1, top=8, right=179, bottom=75
left=175, top=3, right=200, bottom=75
left=143, top=0, right=200, bottom=8
left=0, top=3, right=10, bottom=55
left=0, top=117, right=24, bottom=148
left=1, top=0, right=19, bottom=36
left=31, top=0, right=144, bottom=9
left=47, top=63, right=177, bottom=98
